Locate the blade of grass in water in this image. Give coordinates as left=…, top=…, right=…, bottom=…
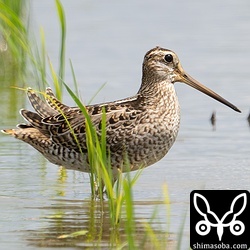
left=69, top=59, right=80, bottom=98
left=176, top=209, right=188, bottom=250
left=39, top=27, right=47, bottom=89
left=62, top=81, right=101, bottom=197
left=48, top=57, right=62, bottom=100
left=123, top=176, right=137, bottom=249
left=55, top=0, right=66, bottom=97
left=62, top=82, right=113, bottom=200
left=87, top=82, right=107, bottom=105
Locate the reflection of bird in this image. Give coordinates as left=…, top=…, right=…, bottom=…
left=210, top=111, right=216, bottom=131
left=1, top=47, right=241, bottom=184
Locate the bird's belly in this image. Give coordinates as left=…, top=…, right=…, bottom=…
left=109, top=121, right=180, bottom=172
left=43, top=128, right=179, bottom=173
left=129, top=131, right=178, bottom=170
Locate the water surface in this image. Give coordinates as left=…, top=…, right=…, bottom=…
left=0, top=0, right=250, bottom=249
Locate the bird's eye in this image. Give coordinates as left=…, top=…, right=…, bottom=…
left=164, top=54, right=173, bottom=63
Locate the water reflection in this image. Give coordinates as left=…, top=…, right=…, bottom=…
left=24, top=199, right=174, bottom=249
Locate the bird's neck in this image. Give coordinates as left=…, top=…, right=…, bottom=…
left=138, top=80, right=179, bottom=109
left=137, top=80, right=180, bottom=141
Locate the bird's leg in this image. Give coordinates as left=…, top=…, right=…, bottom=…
left=93, top=179, right=105, bottom=200
left=93, top=175, right=118, bottom=200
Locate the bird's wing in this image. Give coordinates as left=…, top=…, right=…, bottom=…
left=21, top=88, right=143, bottom=153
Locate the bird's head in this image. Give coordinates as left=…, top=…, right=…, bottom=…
left=141, top=47, right=240, bottom=112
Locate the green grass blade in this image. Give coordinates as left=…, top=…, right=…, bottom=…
left=87, top=82, right=107, bottom=105
left=61, top=81, right=98, bottom=196
left=55, top=0, right=66, bottom=94
left=69, top=59, right=80, bottom=97
left=48, top=57, right=62, bottom=100
left=39, top=27, right=47, bottom=88
left=58, top=230, right=88, bottom=239
left=123, top=176, right=137, bottom=249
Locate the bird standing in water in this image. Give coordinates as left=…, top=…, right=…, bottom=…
left=1, top=47, right=241, bottom=184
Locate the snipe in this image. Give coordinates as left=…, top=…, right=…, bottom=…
left=1, top=47, right=241, bottom=183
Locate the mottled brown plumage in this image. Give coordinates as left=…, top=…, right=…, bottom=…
left=1, top=47, right=240, bottom=182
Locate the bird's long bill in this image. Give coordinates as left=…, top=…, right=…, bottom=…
left=180, top=72, right=241, bottom=113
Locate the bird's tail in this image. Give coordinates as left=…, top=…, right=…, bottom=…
left=1, top=129, right=15, bottom=136
left=1, top=87, right=61, bottom=137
